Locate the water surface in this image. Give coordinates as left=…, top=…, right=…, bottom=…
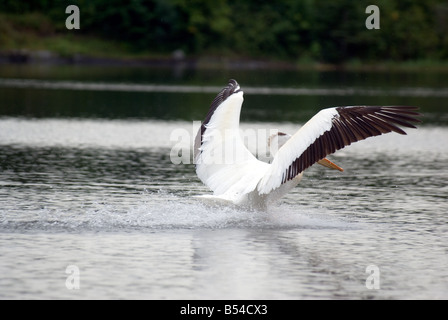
left=0, top=65, right=447, bottom=299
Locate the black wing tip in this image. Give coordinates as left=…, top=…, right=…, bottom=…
left=336, top=105, right=422, bottom=137
left=379, top=106, right=423, bottom=126
left=225, top=79, right=241, bottom=95
left=208, top=79, right=239, bottom=109
left=197, top=79, right=242, bottom=151
left=211, top=79, right=241, bottom=103
left=383, top=106, right=423, bottom=123
left=337, top=105, right=420, bottom=113
left=336, top=105, right=422, bottom=122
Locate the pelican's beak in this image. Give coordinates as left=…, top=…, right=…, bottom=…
left=317, top=158, right=344, bottom=172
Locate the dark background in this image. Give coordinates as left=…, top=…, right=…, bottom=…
left=1, top=0, right=447, bottom=64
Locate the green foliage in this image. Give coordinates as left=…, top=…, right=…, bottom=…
left=0, top=0, right=447, bottom=62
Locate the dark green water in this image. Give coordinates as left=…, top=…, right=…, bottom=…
left=0, top=64, right=447, bottom=123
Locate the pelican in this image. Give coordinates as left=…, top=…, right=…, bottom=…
left=194, top=79, right=421, bottom=210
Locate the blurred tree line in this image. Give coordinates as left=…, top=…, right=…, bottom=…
left=1, top=0, right=447, bottom=63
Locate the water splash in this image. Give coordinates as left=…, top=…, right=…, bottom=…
left=0, top=192, right=354, bottom=233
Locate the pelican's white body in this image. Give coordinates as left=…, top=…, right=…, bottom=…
left=195, top=91, right=337, bottom=210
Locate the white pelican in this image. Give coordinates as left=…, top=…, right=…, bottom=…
left=194, top=79, right=421, bottom=209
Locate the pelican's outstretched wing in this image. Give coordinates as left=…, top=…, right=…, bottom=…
left=257, top=106, right=421, bottom=194
left=194, top=79, right=268, bottom=196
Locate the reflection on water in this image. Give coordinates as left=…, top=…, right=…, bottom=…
left=0, top=65, right=447, bottom=299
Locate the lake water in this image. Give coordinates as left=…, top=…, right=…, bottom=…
left=0, top=64, right=447, bottom=300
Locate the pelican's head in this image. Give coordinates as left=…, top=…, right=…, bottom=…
left=268, top=132, right=291, bottom=156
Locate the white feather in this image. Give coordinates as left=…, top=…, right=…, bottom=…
left=257, top=108, right=338, bottom=194
left=195, top=91, right=269, bottom=199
